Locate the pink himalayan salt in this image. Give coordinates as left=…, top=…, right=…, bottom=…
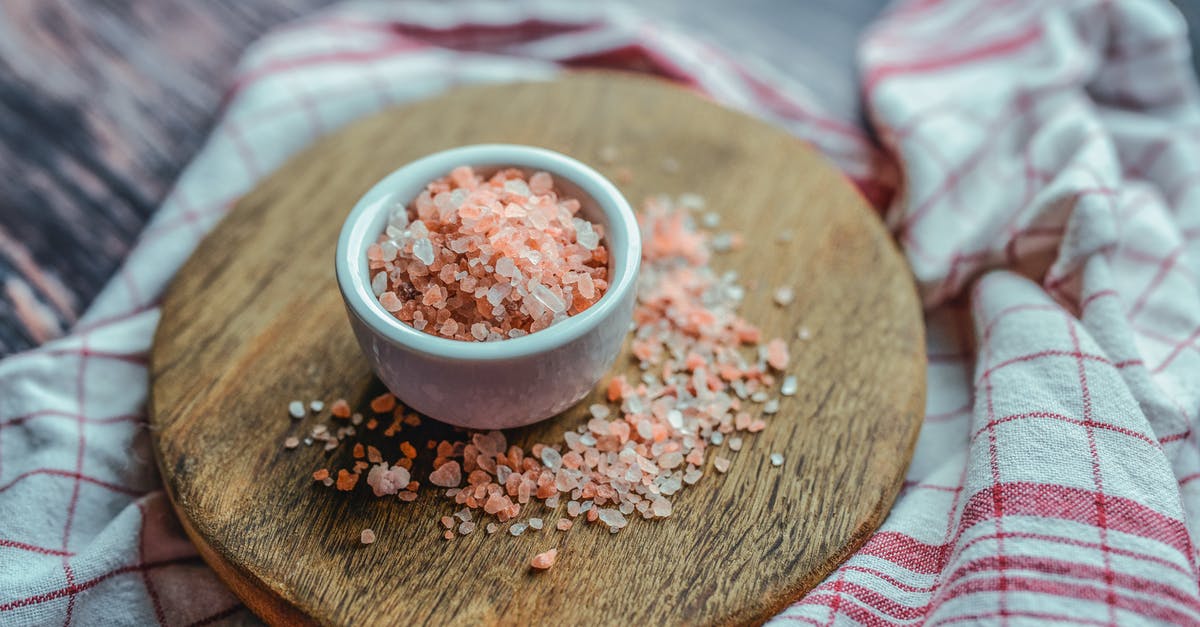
left=367, top=166, right=609, bottom=341
left=313, top=194, right=795, bottom=547
left=530, top=548, right=558, bottom=570
left=360, top=528, right=376, bottom=544
left=429, top=460, right=462, bottom=488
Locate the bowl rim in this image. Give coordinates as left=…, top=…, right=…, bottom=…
left=335, top=143, right=641, bottom=362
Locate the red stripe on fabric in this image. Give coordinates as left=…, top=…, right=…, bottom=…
left=0, top=469, right=142, bottom=496
left=558, top=45, right=701, bottom=88
left=1127, top=246, right=1184, bottom=319
left=0, top=538, right=73, bottom=557
left=932, top=610, right=1111, bottom=626
left=865, top=22, right=1043, bottom=93
left=858, top=481, right=1196, bottom=576
left=971, top=410, right=1159, bottom=450
left=0, top=557, right=200, bottom=612
left=976, top=349, right=1124, bottom=382
left=946, top=573, right=1200, bottom=625
left=135, top=501, right=166, bottom=626
left=1152, top=326, right=1200, bottom=373
left=926, top=403, right=971, bottom=423
left=1, top=410, right=140, bottom=429
left=61, top=339, right=88, bottom=626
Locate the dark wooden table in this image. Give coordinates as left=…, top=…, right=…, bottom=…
left=2, top=0, right=1196, bottom=356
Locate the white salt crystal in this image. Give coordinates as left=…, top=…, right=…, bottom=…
left=729, top=437, right=743, bottom=451
left=702, top=212, right=720, bottom=228
left=532, top=283, right=566, bottom=314
left=288, top=401, right=305, bottom=419
left=774, top=287, right=795, bottom=306
left=589, top=404, right=610, bottom=419
left=711, top=432, right=724, bottom=445
left=529, top=518, right=544, bottom=530
left=371, top=272, right=388, bottom=297
left=667, top=410, right=683, bottom=430
left=781, top=376, right=798, bottom=396
left=487, top=282, right=511, bottom=306
left=574, top=218, right=600, bottom=250
left=412, top=238, right=434, bottom=265
left=541, top=447, right=562, bottom=470
left=651, top=497, right=672, bottom=517
left=679, top=193, right=705, bottom=209
left=380, top=240, right=399, bottom=262
left=309, top=400, right=324, bottom=412
left=504, top=179, right=530, bottom=196
left=770, top=453, right=784, bottom=467
left=598, top=508, right=628, bottom=528
left=509, top=522, right=528, bottom=536
left=764, top=399, right=779, bottom=414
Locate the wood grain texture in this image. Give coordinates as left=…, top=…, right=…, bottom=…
left=150, top=73, right=924, bottom=626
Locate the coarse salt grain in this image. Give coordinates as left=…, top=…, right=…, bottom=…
left=530, top=548, right=558, bottom=570
left=781, top=376, right=798, bottom=396
left=360, top=529, right=375, bottom=544
left=310, top=400, right=325, bottom=412
left=288, top=401, right=305, bottom=419
left=284, top=436, right=299, bottom=449
left=773, top=287, right=794, bottom=306
left=368, top=167, right=609, bottom=341
left=770, top=453, right=784, bottom=467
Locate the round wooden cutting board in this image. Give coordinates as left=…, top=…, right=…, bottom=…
left=150, top=73, right=925, bottom=626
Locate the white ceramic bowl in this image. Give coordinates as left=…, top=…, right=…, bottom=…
left=335, top=144, right=641, bottom=430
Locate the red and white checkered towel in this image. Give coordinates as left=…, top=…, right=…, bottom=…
left=3, top=0, right=1198, bottom=624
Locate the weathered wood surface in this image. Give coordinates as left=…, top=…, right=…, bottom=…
left=0, top=0, right=896, bottom=356
left=150, top=74, right=926, bottom=625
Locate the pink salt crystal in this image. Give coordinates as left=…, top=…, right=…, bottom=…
left=360, top=529, right=376, bottom=545
left=530, top=548, right=558, bottom=571
left=284, top=436, right=299, bottom=449
left=459, top=521, right=476, bottom=535
left=557, top=518, right=573, bottom=531
left=366, top=463, right=411, bottom=497
left=714, top=457, right=731, bottom=473
left=398, top=491, right=418, bottom=502
left=766, top=338, right=790, bottom=370
left=429, top=460, right=462, bottom=488
left=368, top=167, right=608, bottom=341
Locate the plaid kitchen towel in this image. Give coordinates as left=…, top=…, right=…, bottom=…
left=1, top=0, right=1198, bottom=624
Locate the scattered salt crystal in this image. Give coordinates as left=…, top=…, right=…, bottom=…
left=530, top=548, right=558, bottom=570
left=440, top=516, right=454, bottom=529
left=773, top=287, right=795, bottom=306
left=288, top=401, right=305, bottom=419
left=455, top=508, right=472, bottom=522
left=781, top=376, right=798, bottom=396
left=360, top=529, right=375, bottom=544
left=598, top=508, right=628, bottom=528
left=371, top=272, right=388, bottom=296
left=557, top=518, right=573, bottom=531
left=714, top=457, right=731, bottom=473
left=588, top=404, right=610, bottom=419
left=486, top=523, right=498, bottom=534
left=458, top=521, right=475, bottom=535
left=510, top=522, right=529, bottom=536
left=729, top=437, right=743, bottom=451
left=541, top=447, right=562, bottom=470
left=529, top=518, right=544, bottom=530
left=651, top=497, right=672, bottom=517
left=797, top=326, right=811, bottom=340
left=770, top=453, right=784, bottom=467
left=764, top=399, right=779, bottom=414
left=751, top=391, right=769, bottom=403
left=711, top=432, right=724, bottom=445
left=309, top=400, right=325, bottom=412
left=702, top=212, right=720, bottom=228
left=284, top=436, right=299, bottom=449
